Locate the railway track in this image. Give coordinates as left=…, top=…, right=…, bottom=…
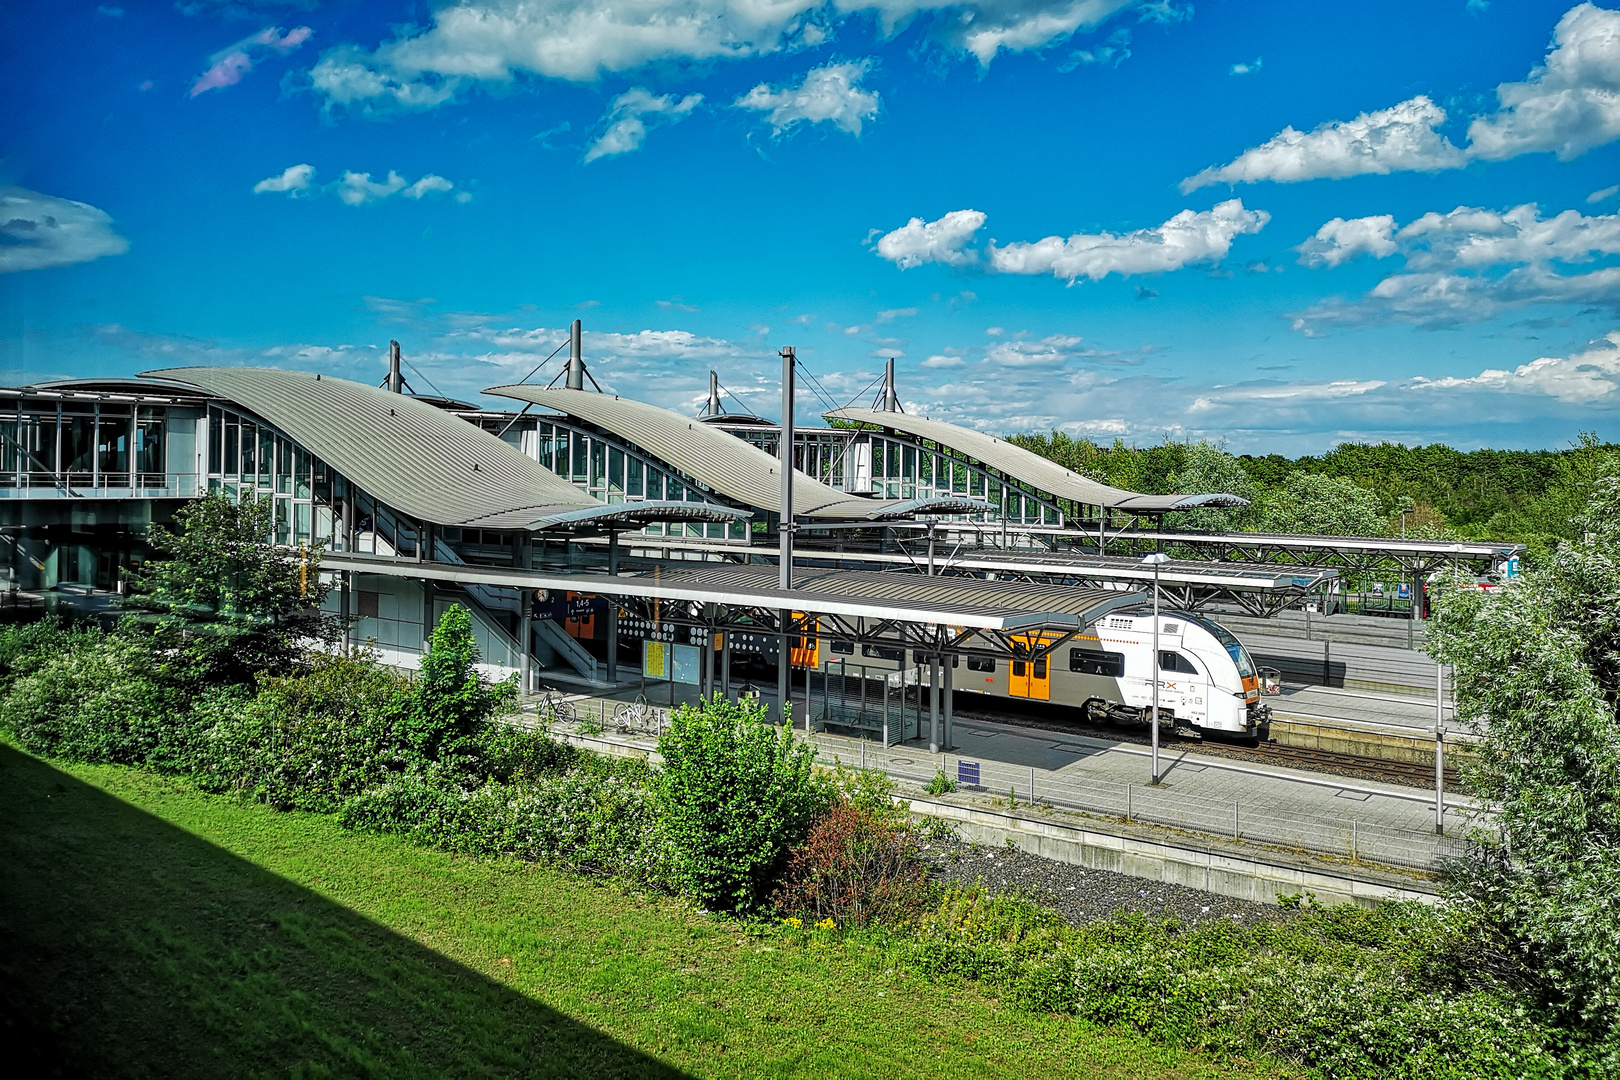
left=946, top=704, right=1464, bottom=793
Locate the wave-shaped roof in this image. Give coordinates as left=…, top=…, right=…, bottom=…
left=487, top=385, right=991, bottom=521
left=142, top=367, right=747, bottom=531
left=825, top=408, right=1248, bottom=513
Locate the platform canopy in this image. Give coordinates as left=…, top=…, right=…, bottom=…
left=487, top=384, right=991, bottom=521
left=142, top=367, right=749, bottom=532
left=826, top=407, right=1247, bottom=513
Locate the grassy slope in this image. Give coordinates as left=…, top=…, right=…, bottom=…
left=0, top=746, right=1281, bottom=1079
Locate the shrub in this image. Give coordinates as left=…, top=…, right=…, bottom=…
left=924, top=767, right=956, bottom=796
left=397, top=606, right=517, bottom=769
left=191, top=651, right=411, bottom=812
left=340, top=766, right=664, bottom=879
left=772, top=799, right=933, bottom=927
left=656, top=695, right=829, bottom=913
left=826, top=761, right=908, bottom=825
left=0, top=631, right=196, bottom=768
left=901, top=893, right=1569, bottom=1078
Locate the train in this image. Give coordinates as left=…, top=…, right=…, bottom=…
left=569, top=595, right=1271, bottom=744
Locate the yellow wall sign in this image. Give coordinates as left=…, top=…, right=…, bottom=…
left=644, top=641, right=667, bottom=679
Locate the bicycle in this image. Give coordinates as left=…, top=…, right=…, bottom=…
left=614, top=695, right=661, bottom=736
left=537, top=690, right=576, bottom=726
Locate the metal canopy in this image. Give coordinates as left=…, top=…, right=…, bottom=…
left=486, top=384, right=992, bottom=521
left=827, top=406, right=1248, bottom=513
left=141, top=366, right=744, bottom=532
left=323, top=551, right=1136, bottom=633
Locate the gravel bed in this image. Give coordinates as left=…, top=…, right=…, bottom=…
left=917, top=835, right=1287, bottom=928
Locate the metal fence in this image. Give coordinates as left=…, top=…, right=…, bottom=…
left=520, top=693, right=1475, bottom=874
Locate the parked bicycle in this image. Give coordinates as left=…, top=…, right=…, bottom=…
left=614, top=695, right=662, bottom=736
left=536, top=690, right=576, bottom=726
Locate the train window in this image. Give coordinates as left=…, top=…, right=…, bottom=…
left=967, top=657, right=995, bottom=673
left=1012, top=660, right=1026, bottom=677
left=829, top=640, right=854, bottom=655
left=1159, top=650, right=1200, bottom=675
left=862, top=643, right=905, bottom=662
left=1070, top=648, right=1125, bottom=676
left=1033, top=658, right=1047, bottom=678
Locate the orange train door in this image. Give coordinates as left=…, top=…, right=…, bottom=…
left=789, top=613, right=820, bottom=668
left=1008, top=634, right=1052, bottom=701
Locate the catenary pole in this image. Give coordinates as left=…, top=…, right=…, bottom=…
left=777, top=346, right=795, bottom=727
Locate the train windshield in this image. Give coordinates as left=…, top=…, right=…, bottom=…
left=1195, top=618, right=1255, bottom=679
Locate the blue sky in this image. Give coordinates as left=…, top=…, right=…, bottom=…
left=5, top=0, right=1620, bottom=453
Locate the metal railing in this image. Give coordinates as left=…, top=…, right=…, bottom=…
left=522, top=694, right=1475, bottom=874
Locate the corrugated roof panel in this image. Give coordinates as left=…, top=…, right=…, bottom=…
left=141, top=367, right=742, bottom=531
left=827, top=407, right=1248, bottom=513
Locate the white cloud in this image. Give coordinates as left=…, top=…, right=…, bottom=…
left=1292, top=202, right=1620, bottom=329
left=1185, top=4, right=1620, bottom=190
left=988, top=199, right=1269, bottom=283
left=921, top=354, right=964, bottom=367
left=874, top=306, right=918, bottom=322
left=252, top=163, right=315, bottom=195
left=1058, top=27, right=1130, bottom=70
left=0, top=187, right=129, bottom=274
left=1589, top=184, right=1619, bottom=202
left=253, top=165, right=461, bottom=205
left=1295, top=215, right=1398, bottom=268
left=734, top=59, right=880, bottom=136
left=307, top=0, right=1152, bottom=114
left=1415, top=331, right=1620, bottom=403
left=874, top=209, right=987, bottom=269
left=1229, top=56, right=1260, bottom=75
left=1181, top=96, right=1464, bottom=192
left=583, top=88, right=702, bottom=163
left=1467, top=2, right=1620, bottom=162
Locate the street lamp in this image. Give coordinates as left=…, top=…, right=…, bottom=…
left=1142, top=551, right=1171, bottom=784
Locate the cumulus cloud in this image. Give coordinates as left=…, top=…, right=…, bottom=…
left=251, top=163, right=314, bottom=195
left=1295, top=215, right=1398, bottom=268
left=583, top=88, right=702, bottom=163
left=1185, top=4, right=1620, bottom=189
left=251, top=165, right=461, bottom=205
left=1291, top=202, right=1620, bottom=329
left=1418, top=332, right=1620, bottom=402
left=1230, top=56, right=1261, bottom=75
left=988, top=199, right=1270, bottom=283
left=1467, top=2, right=1620, bottom=161
left=1181, top=96, right=1464, bottom=192
left=190, top=24, right=311, bottom=97
left=0, top=187, right=130, bottom=274
left=306, top=0, right=1152, bottom=115
left=874, top=210, right=987, bottom=269
left=735, top=59, right=880, bottom=136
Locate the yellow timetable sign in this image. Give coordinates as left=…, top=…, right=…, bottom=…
left=644, top=641, right=668, bottom=679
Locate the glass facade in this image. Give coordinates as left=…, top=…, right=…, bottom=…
left=0, top=396, right=177, bottom=492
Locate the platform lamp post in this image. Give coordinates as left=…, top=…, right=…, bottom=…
left=1142, top=552, right=1171, bottom=785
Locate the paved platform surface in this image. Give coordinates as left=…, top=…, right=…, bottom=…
left=1269, top=684, right=1458, bottom=734
left=526, top=679, right=1478, bottom=873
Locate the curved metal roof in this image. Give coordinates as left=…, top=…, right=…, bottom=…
left=487, top=385, right=991, bottom=521
left=826, top=408, right=1248, bottom=513
left=141, top=367, right=746, bottom=532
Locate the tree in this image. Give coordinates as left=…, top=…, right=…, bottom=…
left=122, top=493, right=339, bottom=686
left=1257, top=472, right=1384, bottom=536
left=656, top=695, right=829, bottom=913
left=398, top=604, right=516, bottom=766
left=1427, top=458, right=1620, bottom=1064
left=1166, top=441, right=1258, bottom=532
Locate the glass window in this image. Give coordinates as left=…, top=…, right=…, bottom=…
left=1159, top=651, right=1200, bottom=675
left=552, top=430, right=568, bottom=476
left=274, top=498, right=291, bottom=545
left=1012, top=660, right=1026, bottom=678
left=276, top=438, right=292, bottom=493
left=208, top=412, right=222, bottom=474
left=627, top=456, right=643, bottom=496
left=590, top=441, right=605, bottom=488
left=294, top=446, right=310, bottom=498
left=313, top=460, right=331, bottom=505
left=1033, top=658, right=1047, bottom=679
left=608, top=447, right=624, bottom=493
left=136, top=409, right=165, bottom=479
left=967, top=656, right=996, bottom=673
left=62, top=410, right=96, bottom=477
left=645, top=471, right=663, bottom=500
left=257, top=429, right=272, bottom=488
left=667, top=479, right=683, bottom=501
left=538, top=424, right=554, bottom=470
left=572, top=434, right=588, bottom=480
left=294, top=502, right=312, bottom=544
left=97, top=415, right=129, bottom=477
left=1070, top=648, right=1125, bottom=677
left=239, top=423, right=255, bottom=478
left=902, top=446, right=916, bottom=480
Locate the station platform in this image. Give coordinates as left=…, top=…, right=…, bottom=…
left=521, top=679, right=1477, bottom=880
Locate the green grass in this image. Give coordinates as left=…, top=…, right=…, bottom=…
left=0, top=745, right=1281, bottom=1079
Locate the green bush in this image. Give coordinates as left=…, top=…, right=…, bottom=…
left=397, top=606, right=517, bottom=769
left=0, top=631, right=195, bottom=769
left=772, top=798, right=933, bottom=927
left=340, top=765, right=663, bottom=879
left=900, top=891, right=1569, bottom=1078
left=656, top=695, right=829, bottom=913
left=191, top=651, right=411, bottom=812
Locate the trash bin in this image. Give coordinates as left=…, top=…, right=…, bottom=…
left=1258, top=666, right=1282, bottom=695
